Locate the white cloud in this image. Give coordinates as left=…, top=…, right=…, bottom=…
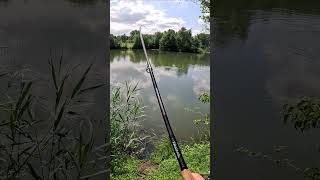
left=192, top=29, right=201, bottom=35
left=110, top=0, right=186, bottom=35
left=189, top=66, right=210, bottom=95
left=195, top=15, right=210, bottom=34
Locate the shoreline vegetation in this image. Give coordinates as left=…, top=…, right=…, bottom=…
left=111, top=82, right=210, bottom=179
left=110, top=27, right=210, bottom=54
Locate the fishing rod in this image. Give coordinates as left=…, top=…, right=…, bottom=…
left=139, top=27, right=188, bottom=171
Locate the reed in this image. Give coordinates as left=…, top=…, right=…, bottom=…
left=110, top=82, right=153, bottom=177
left=0, top=54, right=108, bottom=180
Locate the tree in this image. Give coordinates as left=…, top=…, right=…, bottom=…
left=192, top=36, right=200, bottom=53
left=129, top=30, right=142, bottom=49
left=152, top=32, right=163, bottom=49
left=159, top=29, right=177, bottom=51
left=176, top=27, right=193, bottom=52
left=143, top=34, right=153, bottom=49
left=110, top=28, right=208, bottom=53
left=120, top=34, right=128, bottom=42
left=199, top=0, right=210, bottom=23
left=195, top=33, right=210, bottom=49
left=130, top=30, right=140, bottom=39
left=110, top=34, right=120, bottom=49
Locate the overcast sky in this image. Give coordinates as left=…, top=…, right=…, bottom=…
left=110, top=0, right=206, bottom=36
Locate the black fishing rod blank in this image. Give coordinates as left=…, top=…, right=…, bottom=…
left=139, top=27, right=188, bottom=171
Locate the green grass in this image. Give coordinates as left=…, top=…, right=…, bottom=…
left=146, top=137, right=210, bottom=180
left=111, top=156, right=140, bottom=180
left=111, top=137, right=210, bottom=180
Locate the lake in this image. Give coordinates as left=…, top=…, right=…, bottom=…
left=213, top=1, right=320, bottom=179
left=110, top=49, right=210, bottom=140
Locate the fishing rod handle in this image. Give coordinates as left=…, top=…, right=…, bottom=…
left=164, top=114, right=188, bottom=171
left=169, top=134, right=188, bottom=171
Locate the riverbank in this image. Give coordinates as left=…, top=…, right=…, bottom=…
left=111, top=137, right=210, bottom=180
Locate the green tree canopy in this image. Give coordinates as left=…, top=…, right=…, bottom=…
left=110, top=34, right=120, bottom=49
left=195, top=33, right=210, bottom=49
left=152, top=32, right=163, bottom=49
left=176, top=27, right=193, bottom=52
left=159, top=29, right=178, bottom=51
left=129, top=30, right=142, bottom=49
left=110, top=28, right=209, bottom=53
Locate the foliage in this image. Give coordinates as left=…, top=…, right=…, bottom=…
left=110, top=156, right=140, bottom=180
left=152, top=32, right=163, bottom=49
left=110, top=34, right=118, bottom=49
left=110, top=28, right=209, bottom=53
left=159, top=29, right=178, bottom=52
left=0, top=55, right=107, bottom=179
left=198, top=91, right=210, bottom=104
left=176, top=27, right=193, bottom=52
left=199, top=0, right=210, bottom=23
left=281, top=97, right=320, bottom=132
left=194, top=33, right=210, bottom=52
left=130, top=30, right=143, bottom=49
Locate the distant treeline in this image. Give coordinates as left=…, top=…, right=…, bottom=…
left=110, top=27, right=210, bottom=53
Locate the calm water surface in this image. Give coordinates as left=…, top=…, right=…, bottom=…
left=111, top=49, right=210, bottom=140
left=214, top=1, right=320, bottom=179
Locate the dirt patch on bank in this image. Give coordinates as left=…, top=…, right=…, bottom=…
left=136, top=160, right=158, bottom=179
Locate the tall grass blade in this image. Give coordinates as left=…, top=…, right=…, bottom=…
left=49, top=59, right=58, bottom=90
left=54, top=100, right=67, bottom=130
left=58, top=49, right=63, bottom=75
left=71, top=64, right=92, bottom=99
left=27, top=163, right=42, bottom=180
left=55, top=75, right=69, bottom=112
left=16, top=82, right=32, bottom=113
left=27, top=103, right=34, bottom=122
left=81, top=120, right=94, bottom=168
left=17, top=95, right=32, bottom=121
left=79, top=83, right=106, bottom=95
